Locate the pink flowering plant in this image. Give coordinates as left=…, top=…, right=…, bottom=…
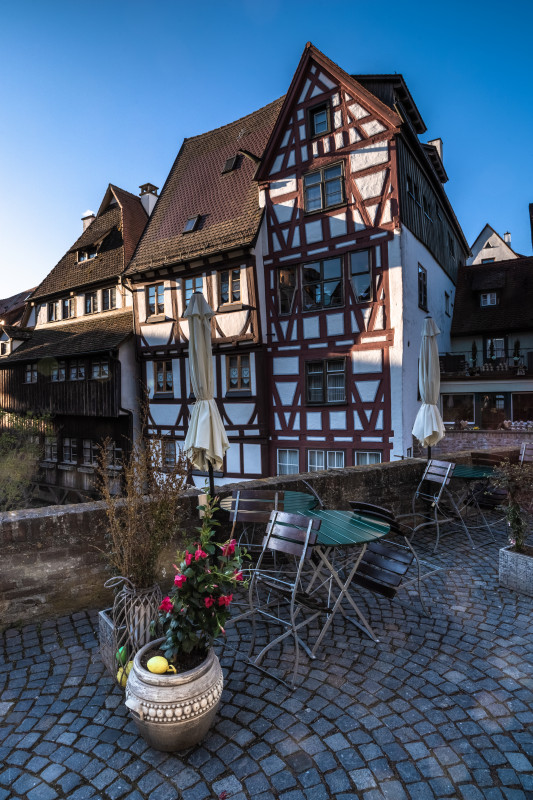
left=157, top=495, right=248, bottom=665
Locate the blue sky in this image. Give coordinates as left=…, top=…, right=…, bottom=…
left=1, top=0, right=532, bottom=298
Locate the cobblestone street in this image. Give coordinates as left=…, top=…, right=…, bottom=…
left=1, top=528, right=533, bottom=800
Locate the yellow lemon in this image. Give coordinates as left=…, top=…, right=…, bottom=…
left=147, top=656, right=169, bottom=674
left=125, top=660, right=134, bottom=676
left=116, top=667, right=128, bottom=688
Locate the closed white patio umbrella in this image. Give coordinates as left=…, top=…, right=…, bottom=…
left=183, top=292, right=229, bottom=495
left=412, top=316, right=445, bottom=457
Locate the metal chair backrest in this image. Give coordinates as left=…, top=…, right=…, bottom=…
left=229, top=490, right=282, bottom=528
left=263, top=511, right=320, bottom=560
left=415, top=459, right=455, bottom=505
left=349, top=501, right=402, bottom=536
left=520, top=442, right=533, bottom=464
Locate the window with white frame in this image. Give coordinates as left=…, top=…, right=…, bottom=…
left=355, top=451, right=382, bottom=465
left=70, top=360, right=86, bottom=381
left=91, top=359, right=109, bottom=379
left=24, top=363, right=38, bottom=383
left=47, top=301, right=59, bottom=321
left=44, top=436, right=58, bottom=461
left=62, top=437, right=77, bottom=463
left=277, top=449, right=299, bottom=475
left=308, top=450, right=345, bottom=472
left=480, top=292, right=497, bottom=307
left=83, top=439, right=98, bottom=465
left=51, top=360, right=66, bottom=382
left=308, top=102, right=330, bottom=137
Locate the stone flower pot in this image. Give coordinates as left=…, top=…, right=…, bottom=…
left=499, top=545, right=533, bottom=597
left=125, top=638, right=223, bottom=752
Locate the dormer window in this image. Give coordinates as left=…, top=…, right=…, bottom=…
left=481, top=292, right=498, bottom=307
left=222, top=156, right=239, bottom=174
left=481, top=258, right=495, bottom=264
left=308, top=102, right=330, bottom=137
left=0, top=342, right=8, bottom=356
left=48, top=301, right=59, bottom=322
left=78, top=246, right=97, bottom=262
left=183, top=216, right=201, bottom=233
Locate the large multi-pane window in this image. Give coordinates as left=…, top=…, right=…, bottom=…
left=91, top=359, right=109, bottom=379
left=486, top=337, right=506, bottom=361
left=306, top=359, right=345, bottom=404
left=355, top=451, right=382, bottom=466
left=350, top=250, right=372, bottom=303
left=278, top=267, right=297, bottom=314
left=85, top=291, right=98, bottom=314
left=24, top=363, right=38, bottom=383
left=102, top=287, right=117, bottom=311
left=441, top=394, right=474, bottom=425
left=303, top=164, right=344, bottom=212
left=220, top=269, right=241, bottom=305
left=51, top=360, right=66, bottom=382
left=62, top=298, right=75, bottom=319
left=154, top=360, right=173, bottom=395
left=418, top=264, right=427, bottom=310
left=227, top=354, right=250, bottom=392
left=147, top=283, right=164, bottom=316
left=63, top=438, right=77, bottom=464
left=302, top=256, right=342, bottom=310
left=308, top=450, right=345, bottom=472
left=480, top=292, right=498, bottom=307
left=277, top=449, right=299, bottom=475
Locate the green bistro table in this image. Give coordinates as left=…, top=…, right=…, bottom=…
left=300, top=508, right=392, bottom=651
left=449, top=462, right=498, bottom=541
left=452, top=464, right=494, bottom=480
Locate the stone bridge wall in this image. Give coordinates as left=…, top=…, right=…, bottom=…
left=0, top=448, right=514, bottom=628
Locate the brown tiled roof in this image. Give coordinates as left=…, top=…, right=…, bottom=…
left=451, top=256, right=533, bottom=336
left=0, top=288, right=34, bottom=326
left=126, top=97, right=284, bottom=274
left=3, top=310, right=133, bottom=363
left=31, top=187, right=147, bottom=301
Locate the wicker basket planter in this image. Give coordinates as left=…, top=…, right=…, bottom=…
left=499, top=546, right=533, bottom=596
left=125, top=638, right=223, bottom=751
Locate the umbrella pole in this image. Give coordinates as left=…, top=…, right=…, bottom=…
left=208, top=461, right=215, bottom=499
left=427, top=445, right=432, bottom=462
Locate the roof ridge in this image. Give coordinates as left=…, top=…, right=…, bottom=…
left=110, top=184, right=143, bottom=202
left=185, top=95, right=285, bottom=143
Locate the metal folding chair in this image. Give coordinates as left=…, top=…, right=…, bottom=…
left=247, top=511, right=330, bottom=687
left=398, top=459, right=494, bottom=552
left=348, top=502, right=443, bottom=616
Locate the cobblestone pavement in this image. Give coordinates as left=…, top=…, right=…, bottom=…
left=1, top=525, right=533, bottom=800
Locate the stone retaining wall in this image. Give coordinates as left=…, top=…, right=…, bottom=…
left=0, top=448, right=515, bottom=628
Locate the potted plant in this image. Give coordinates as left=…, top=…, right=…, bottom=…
left=513, top=339, right=521, bottom=364
left=125, top=495, right=247, bottom=751
left=97, top=435, right=188, bottom=679
left=491, top=460, right=533, bottom=596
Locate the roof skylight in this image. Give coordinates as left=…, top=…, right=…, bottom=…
left=183, top=216, right=201, bottom=233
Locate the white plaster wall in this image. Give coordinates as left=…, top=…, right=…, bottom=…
left=388, top=225, right=458, bottom=458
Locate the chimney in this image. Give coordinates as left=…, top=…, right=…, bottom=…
left=504, top=231, right=511, bottom=245
left=427, top=138, right=443, bottom=162
left=139, top=183, right=159, bottom=216
left=81, top=210, right=96, bottom=231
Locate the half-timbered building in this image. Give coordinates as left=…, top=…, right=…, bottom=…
left=127, top=43, right=469, bottom=481
left=0, top=184, right=152, bottom=502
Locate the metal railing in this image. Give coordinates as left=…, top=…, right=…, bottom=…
left=439, top=350, right=533, bottom=377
